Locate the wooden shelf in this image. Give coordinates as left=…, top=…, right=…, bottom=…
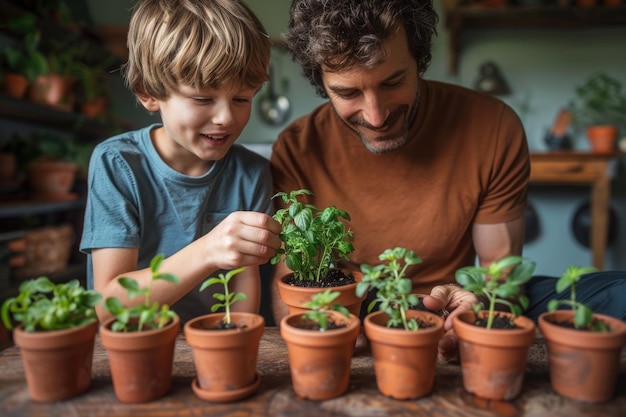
left=444, top=4, right=626, bottom=74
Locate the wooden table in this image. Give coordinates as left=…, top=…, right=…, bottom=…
left=1, top=327, right=625, bottom=417
left=529, top=151, right=623, bottom=270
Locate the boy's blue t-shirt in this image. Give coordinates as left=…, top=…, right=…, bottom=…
left=80, top=124, right=273, bottom=323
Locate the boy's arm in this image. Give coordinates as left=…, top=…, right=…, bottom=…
left=230, top=267, right=261, bottom=314
left=271, top=260, right=291, bottom=323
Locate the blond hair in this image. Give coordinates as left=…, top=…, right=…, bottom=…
left=124, top=0, right=271, bottom=98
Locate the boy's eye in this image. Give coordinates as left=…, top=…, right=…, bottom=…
left=192, top=97, right=213, bottom=104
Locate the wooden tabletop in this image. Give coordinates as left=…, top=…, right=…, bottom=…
left=1, top=327, right=625, bottom=417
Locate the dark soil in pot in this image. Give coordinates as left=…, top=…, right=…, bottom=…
left=284, top=269, right=356, bottom=288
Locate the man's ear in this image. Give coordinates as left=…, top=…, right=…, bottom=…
left=136, top=92, right=160, bottom=112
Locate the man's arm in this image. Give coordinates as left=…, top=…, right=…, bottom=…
left=473, top=216, right=525, bottom=267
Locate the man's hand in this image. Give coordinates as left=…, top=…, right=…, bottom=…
left=422, top=285, right=477, bottom=362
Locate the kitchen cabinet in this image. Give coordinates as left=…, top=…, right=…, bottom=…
left=443, top=3, right=626, bottom=74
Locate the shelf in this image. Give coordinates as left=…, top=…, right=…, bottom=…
left=444, top=4, right=626, bottom=74
left=0, top=95, right=111, bottom=141
left=0, top=198, right=86, bottom=218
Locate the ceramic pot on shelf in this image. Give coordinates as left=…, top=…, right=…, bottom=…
left=586, top=125, right=617, bottom=153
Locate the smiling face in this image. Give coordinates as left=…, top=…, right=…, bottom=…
left=138, top=83, right=257, bottom=176
left=321, top=26, right=420, bottom=154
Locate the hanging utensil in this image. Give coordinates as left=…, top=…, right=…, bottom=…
left=258, top=65, right=291, bottom=126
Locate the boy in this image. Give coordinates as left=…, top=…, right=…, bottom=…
left=80, top=0, right=282, bottom=324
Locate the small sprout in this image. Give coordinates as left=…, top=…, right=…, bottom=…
left=104, top=254, right=179, bottom=332
left=301, top=289, right=350, bottom=331
left=547, top=265, right=608, bottom=332
left=455, top=256, right=535, bottom=329
left=200, top=267, right=248, bottom=327
left=358, top=247, right=423, bottom=331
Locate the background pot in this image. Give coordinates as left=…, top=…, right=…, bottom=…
left=586, top=125, right=617, bottom=153
left=184, top=312, right=264, bottom=402
left=277, top=269, right=366, bottom=317
left=280, top=310, right=360, bottom=400
left=26, top=160, right=78, bottom=201
left=364, top=310, right=443, bottom=400
left=453, top=310, right=536, bottom=400
left=100, top=316, right=180, bottom=403
left=13, top=320, right=98, bottom=402
left=538, top=310, right=626, bottom=403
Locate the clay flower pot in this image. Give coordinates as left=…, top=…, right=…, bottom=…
left=280, top=310, right=360, bottom=400
left=277, top=269, right=366, bottom=317
left=363, top=310, right=444, bottom=400
left=453, top=310, right=536, bottom=400
left=2, top=73, right=29, bottom=99
left=13, top=320, right=98, bottom=402
left=26, top=160, right=78, bottom=201
left=100, top=316, right=180, bottom=403
left=184, top=312, right=264, bottom=402
left=538, top=310, right=626, bottom=403
left=586, top=125, right=617, bottom=153
left=27, top=74, right=76, bottom=111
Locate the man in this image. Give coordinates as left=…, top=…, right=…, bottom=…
left=270, top=0, right=626, bottom=360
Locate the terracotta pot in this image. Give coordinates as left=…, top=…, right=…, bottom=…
left=363, top=310, right=444, bottom=400
left=100, top=316, right=180, bottom=403
left=280, top=310, right=360, bottom=400
left=2, top=73, right=29, bottom=99
left=538, top=310, right=626, bottom=403
left=452, top=310, right=536, bottom=400
left=277, top=269, right=366, bottom=316
left=184, top=312, right=264, bottom=402
left=586, top=125, right=617, bottom=153
left=13, top=320, right=98, bottom=402
left=79, top=96, right=108, bottom=119
left=26, top=160, right=78, bottom=200
left=0, top=152, right=17, bottom=181
left=28, top=74, right=75, bottom=111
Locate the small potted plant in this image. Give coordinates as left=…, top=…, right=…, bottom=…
left=184, top=267, right=265, bottom=403
left=0, top=13, right=48, bottom=99
left=357, top=247, right=444, bottom=400
left=538, top=265, right=626, bottom=403
left=99, top=254, right=180, bottom=403
left=271, top=189, right=365, bottom=316
left=452, top=255, right=536, bottom=400
left=567, top=72, right=626, bottom=153
left=280, top=289, right=361, bottom=400
left=1, top=276, right=102, bottom=402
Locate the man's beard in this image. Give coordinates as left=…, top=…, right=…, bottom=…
left=344, top=96, right=419, bottom=155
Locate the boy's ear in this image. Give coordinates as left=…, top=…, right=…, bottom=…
left=136, top=92, right=160, bottom=112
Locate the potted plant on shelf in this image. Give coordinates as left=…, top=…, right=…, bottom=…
left=1, top=276, right=102, bottom=402
left=0, top=14, right=48, bottom=99
left=538, top=265, right=626, bottom=403
left=99, top=254, right=180, bottom=403
left=74, top=57, right=114, bottom=119
left=271, top=189, right=366, bottom=316
left=567, top=72, right=626, bottom=153
left=357, top=247, right=444, bottom=400
left=280, top=289, right=361, bottom=400
left=452, top=255, right=536, bottom=400
left=184, top=267, right=265, bottom=403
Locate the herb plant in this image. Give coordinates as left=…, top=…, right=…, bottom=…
left=271, top=189, right=354, bottom=282
left=455, top=256, right=535, bottom=329
left=357, top=247, right=423, bottom=331
left=199, top=267, right=248, bottom=328
left=301, top=289, right=350, bottom=331
left=1, top=277, right=102, bottom=332
left=547, top=265, right=607, bottom=332
left=104, top=254, right=179, bottom=332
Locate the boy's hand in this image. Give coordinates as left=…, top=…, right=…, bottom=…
left=422, top=284, right=477, bottom=362
left=203, top=211, right=282, bottom=270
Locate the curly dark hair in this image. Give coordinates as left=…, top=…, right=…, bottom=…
left=284, top=0, right=438, bottom=98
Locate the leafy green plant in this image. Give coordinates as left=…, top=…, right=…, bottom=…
left=300, top=289, right=350, bottom=331
left=0, top=13, right=48, bottom=81
left=547, top=265, right=608, bottom=332
left=357, top=247, right=423, bottom=331
left=568, top=72, right=626, bottom=133
left=1, top=276, right=102, bottom=332
left=455, top=256, right=535, bottom=329
left=199, top=267, right=248, bottom=328
left=104, top=254, right=179, bottom=332
left=270, top=189, right=354, bottom=282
